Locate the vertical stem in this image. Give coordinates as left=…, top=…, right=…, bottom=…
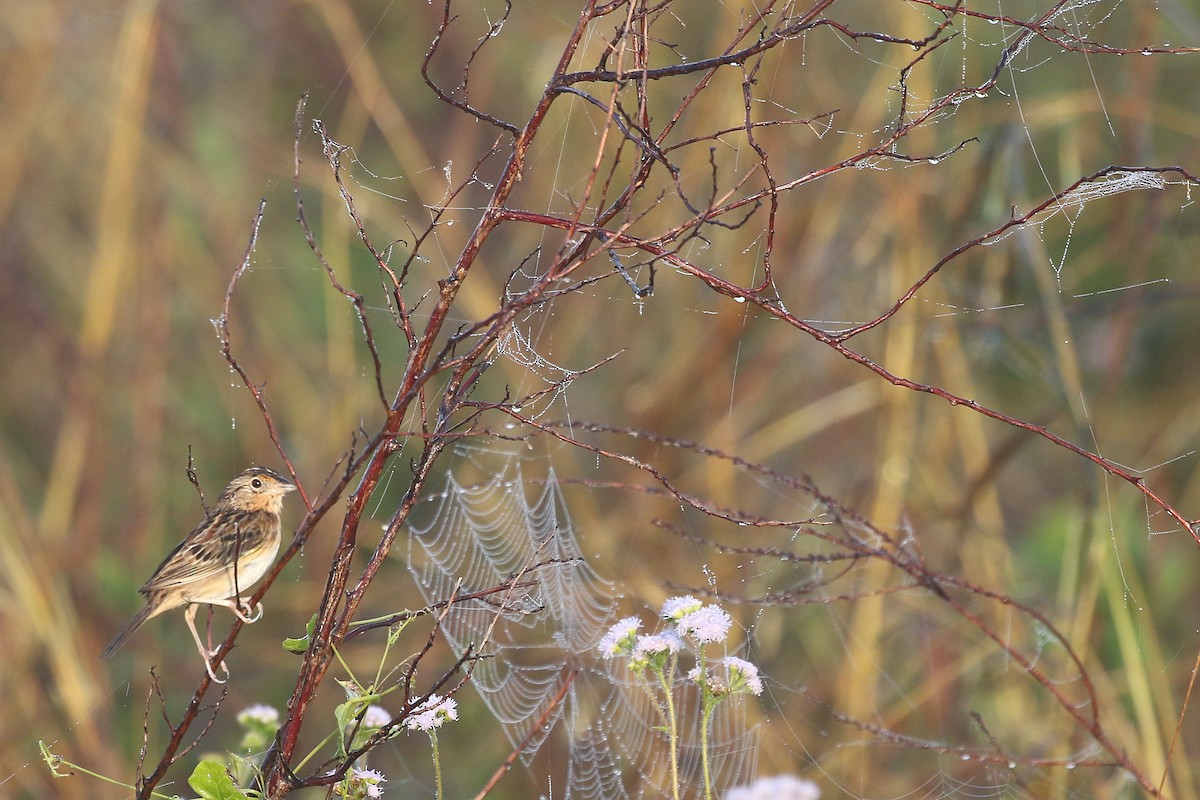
left=697, top=650, right=714, bottom=800
left=657, top=656, right=681, bottom=800
left=430, top=730, right=443, bottom=800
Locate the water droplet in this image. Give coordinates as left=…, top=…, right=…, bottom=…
left=733, top=296, right=746, bottom=304
left=1141, top=49, right=1153, bottom=56
left=928, top=158, right=940, bottom=165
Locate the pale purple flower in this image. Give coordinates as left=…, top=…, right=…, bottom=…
left=236, top=704, right=280, bottom=726
left=598, top=616, right=642, bottom=658
left=724, top=657, right=764, bottom=696
left=725, top=775, right=820, bottom=800
left=661, top=595, right=702, bottom=621
left=403, top=694, right=459, bottom=732
left=352, top=766, right=387, bottom=798
left=677, top=604, right=733, bottom=644
left=362, top=704, right=392, bottom=729
left=632, top=631, right=684, bottom=660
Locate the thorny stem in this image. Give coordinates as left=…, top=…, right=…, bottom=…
left=256, top=6, right=601, bottom=797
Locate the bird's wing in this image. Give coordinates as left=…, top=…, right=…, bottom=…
left=140, top=509, right=269, bottom=591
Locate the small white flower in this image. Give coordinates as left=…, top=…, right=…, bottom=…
left=632, top=631, right=684, bottom=660
left=352, top=766, right=387, bottom=798
left=361, top=704, right=392, bottom=729
left=724, top=774, right=819, bottom=800
left=403, top=694, right=459, bottom=731
left=677, top=604, right=733, bottom=644
left=661, top=595, right=702, bottom=621
left=724, top=657, right=763, bottom=696
left=598, top=616, right=642, bottom=658
left=236, top=704, right=280, bottom=726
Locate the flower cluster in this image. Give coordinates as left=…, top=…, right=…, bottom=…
left=598, top=596, right=764, bottom=799
left=403, top=693, right=459, bottom=732
left=237, top=703, right=280, bottom=727
left=599, top=616, right=642, bottom=658
left=675, top=603, right=733, bottom=645
left=361, top=704, right=393, bottom=730
left=725, top=774, right=820, bottom=800
left=236, top=704, right=282, bottom=752
left=598, top=596, right=763, bottom=697
left=343, top=701, right=394, bottom=753
left=330, top=692, right=460, bottom=799
left=689, top=657, right=764, bottom=698
left=335, top=766, right=387, bottom=799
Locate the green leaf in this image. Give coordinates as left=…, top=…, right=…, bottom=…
left=282, top=614, right=318, bottom=654
left=281, top=635, right=308, bottom=654
left=333, top=697, right=368, bottom=758
left=188, top=760, right=249, bottom=800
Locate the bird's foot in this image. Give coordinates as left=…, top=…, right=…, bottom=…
left=202, top=653, right=232, bottom=684
left=231, top=600, right=264, bottom=624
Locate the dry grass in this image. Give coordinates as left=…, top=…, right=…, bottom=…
left=4, top=2, right=1200, bottom=798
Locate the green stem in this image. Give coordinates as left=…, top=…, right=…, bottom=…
left=697, top=650, right=715, bottom=800
left=701, top=700, right=716, bottom=800
left=657, top=659, right=681, bottom=800
left=430, top=729, right=443, bottom=800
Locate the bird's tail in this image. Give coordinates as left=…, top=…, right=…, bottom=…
left=102, top=604, right=154, bottom=659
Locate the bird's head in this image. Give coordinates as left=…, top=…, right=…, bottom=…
left=219, top=467, right=296, bottom=514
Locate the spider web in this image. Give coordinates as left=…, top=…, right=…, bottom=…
left=405, top=450, right=759, bottom=798
left=494, top=323, right=582, bottom=420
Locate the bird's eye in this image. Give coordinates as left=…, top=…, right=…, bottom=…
left=251, top=478, right=263, bottom=489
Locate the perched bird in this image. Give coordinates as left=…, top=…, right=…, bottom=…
left=102, top=466, right=296, bottom=681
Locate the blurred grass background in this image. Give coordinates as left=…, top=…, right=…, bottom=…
left=4, top=1, right=1200, bottom=798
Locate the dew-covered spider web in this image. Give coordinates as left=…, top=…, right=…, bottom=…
left=405, top=450, right=759, bottom=798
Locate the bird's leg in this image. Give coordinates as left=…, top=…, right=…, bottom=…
left=184, top=604, right=230, bottom=684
